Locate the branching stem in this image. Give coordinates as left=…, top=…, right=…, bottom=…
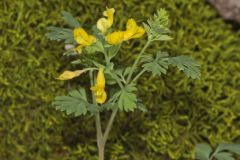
left=126, top=40, right=151, bottom=83
left=89, top=71, right=118, bottom=160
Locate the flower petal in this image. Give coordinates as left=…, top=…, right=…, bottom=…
left=57, top=70, right=85, bottom=80
left=106, top=31, right=124, bottom=45
left=126, top=18, right=138, bottom=32
left=96, top=68, right=105, bottom=88
left=73, top=28, right=96, bottom=46
left=95, top=90, right=107, bottom=104
left=97, top=18, right=109, bottom=33
left=74, top=28, right=89, bottom=40
left=103, top=8, right=115, bottom=17
left=97, top=8, right=115, bottom=33
left=90, top=68, right=107, bottom=104
left=123, top=19, right=145, bottom=41
left=131, top=27, right=145, bottom=39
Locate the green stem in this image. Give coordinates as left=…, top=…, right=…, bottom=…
left=126, top=40, right=151, bottom=83
left=209, top=151, right=217, bottom=160
left=131, top=69, right=146, bottom=82
left=110, top=72, right=124, bottom=89
left=103, top=52, right=110, bottom=65
left=103, top=107, right=118, bottom=143
left=95, top=113, right=104, bottom=160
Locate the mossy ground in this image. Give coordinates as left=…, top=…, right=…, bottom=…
left=0, top=0, right=240, bottom=159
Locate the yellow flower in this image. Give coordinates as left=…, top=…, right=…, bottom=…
left=73, top=28, right=96, bottom=53
left=106, top=18, right=145, bottom=45
left=123, top=18, right=145, bottom=40
left=106, top=31, right=124, bottom=45
left=57, top=70, right=86, bottom=80
left=91, top=68, right=107, bottom=104
left=97, top=7, right=115, bottom=33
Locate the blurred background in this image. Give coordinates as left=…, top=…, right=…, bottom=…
left=0, top=0, right=240, bottom=159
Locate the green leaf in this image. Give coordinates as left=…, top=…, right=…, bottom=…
left=71, top=59, right=82, bottom=65
left=142, top=52, right=169, bottom=76
left=143, top=8, right=171, bottom=41
left=61, top=11, right=81, bottom=28
left=84, top=40, right=105, bottom=54
left=123, top=67, right=133, bottom=78
left=143, top=23, right=152, bottom=37
left=87, top=104, right=100, bottom=113
left=117, top=83, right=137, bottom=112
left=105, top=74, right=117, bottom=85
left=196, top=143, right=212, bottom=160
left=137, top=100, right=148, bottom=112
left=100, top=101, right=116, bottom=111
left=140, top=54, right=153, bottom=63
left=63, top=50, right=77, bottom=56
left=215, top=152, right=235, bottom=160
left=107, top=44, right=121, bottom=59
left=216, top=143, right=240, bottom=155
left=153, top=35, right=173, bottom=41
left=46, top=26, right=75, bottom=44
left=52, top=88, right=88, bottom=116
left=104, top=67, right=123, bottom=86
left=168, top=55, right=200, bottom=79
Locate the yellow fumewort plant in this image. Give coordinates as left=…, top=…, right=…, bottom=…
left=47, top=8, right=200, bottom=160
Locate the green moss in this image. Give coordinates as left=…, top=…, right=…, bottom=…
left=0, top=0, right=240, bottom=159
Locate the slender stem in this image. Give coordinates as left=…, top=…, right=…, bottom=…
left=110, top=72, right=124, bottom=89
left=103, top=52, right=110, bottom=65
left=96, top=113, right=104, bottom=160
left=126, top=40, right=151, bottom=83
left=103, top=107, right=118, bottom=143
left=209, top=151, right=217, bottom=160
left=131, top=69, right=146, bottom=82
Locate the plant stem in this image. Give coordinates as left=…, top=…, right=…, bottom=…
left=126, top=40, right=151, bottom=83
left=131, top=69, right=146, bottom=82
left=103, top=107, right=118, bottom=143
left=110, top=72, right=124, bottom=89
left=95, top=113, right=104, bottom=160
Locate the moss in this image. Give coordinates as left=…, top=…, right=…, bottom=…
left=0, top=0, right=240, bottom=159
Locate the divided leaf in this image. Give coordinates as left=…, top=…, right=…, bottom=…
left=107, top=44, right=121, bottom=60
left=46, top=27, right=75, bottom=44
left=142, top=52, right=169, bottom=76
left=196, top=143, right=240, bottom=160
left=61, top=11, right=81, bottom=28
left=63, top=50, right=77, bottom=56
left=143, top=9, right=172, bottom=41
left=215, top=152, right=235, bottom=160
left=85, top=40, right=105, bottom=54
left=216, top=143, right=240, bottom=155
left=52, top=88, right=88, bottom=116
left=137, top=100, right=148, bottom=112
left=117, top=83, right=137, bottom=112
left=168, top=55, right=200, bottom=79
left=46, top=11, right=80, bottom=44
left=196, top=143, right=212, bottom=160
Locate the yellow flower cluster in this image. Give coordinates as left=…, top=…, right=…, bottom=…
left=97, top=8, right=145, bottom=45
left=57, top=7, right=145, bottom=104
